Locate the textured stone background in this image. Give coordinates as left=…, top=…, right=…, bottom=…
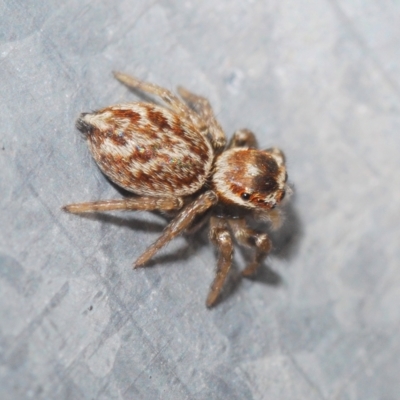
left=1, top=1, right=400, bottom=399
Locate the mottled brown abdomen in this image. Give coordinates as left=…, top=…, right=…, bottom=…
left=78, top=103, right=214, bottom=197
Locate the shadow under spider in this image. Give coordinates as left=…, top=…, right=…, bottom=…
left=75, top=212, right=166, bottom=233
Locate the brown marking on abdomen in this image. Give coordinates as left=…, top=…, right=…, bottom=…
left=147, top=107, right=172, bottom=131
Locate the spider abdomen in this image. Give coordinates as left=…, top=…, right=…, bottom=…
left=77, top=103, right=214, bottom=197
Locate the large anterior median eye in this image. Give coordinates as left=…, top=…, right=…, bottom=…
left=241, top=192, right=251, bottom=200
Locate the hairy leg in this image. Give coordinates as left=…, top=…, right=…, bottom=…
left=206, top=216, right=234, bottom=308
left=113, top=71, right=200, bottom=124
left=228, top=128, right=258, bottom=149
left=63, top=196, right=183, bottom=213
left=228, top=218, right=272, bottom=277
left=264, top=147, right=286, bottom=167
left=177, top=86, right=226, bottom=152
left=253, top=208, right=284, bottom=230
left=185, top=210, right=211, bottom=235
left=134, top=191, right=218, bottom=267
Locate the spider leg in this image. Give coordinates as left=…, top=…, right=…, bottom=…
left=228, top=219, right=272, bottom=277
left=113, top=71, right=194, bottom=120
left=177, top=86, right=226, bottom=153
left=264, top=147, right=286, bottom=167
left=206, top=216, right=234, bottom=308
left=185, top=210, right=211, bottom=235
left=228, top=128, right=258, bottom=149
left=253, top=208, right=284, bottom=230
left=63, top=196, right=183, bottom=213
left=134, top=191, right=218, bottom=268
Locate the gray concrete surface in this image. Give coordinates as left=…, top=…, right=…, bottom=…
left=1, top=1, right=400, bottom=399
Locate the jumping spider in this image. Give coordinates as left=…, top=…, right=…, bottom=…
left=63, top=72, right=289, bottom=307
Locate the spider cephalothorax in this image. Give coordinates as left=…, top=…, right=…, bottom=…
left=213, top=147, right=287, bottom=210
left=64, top=72, right=290, bottom=307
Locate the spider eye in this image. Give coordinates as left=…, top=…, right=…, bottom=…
left=241, top=192, right=251, bottom=200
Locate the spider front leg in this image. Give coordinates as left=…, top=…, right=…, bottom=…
left=63, top=196, right=183, bottom=213
left=206, top=216, right=234, bottom=308
left=177, top=86, right=226, bottom=153
left=113, top=71, right=195, bottom=121
left=228, top=219, right=272, bottom=277
left=135, top=191, right=218, bottom=268
left=228, top=128, right=258, bottom=149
